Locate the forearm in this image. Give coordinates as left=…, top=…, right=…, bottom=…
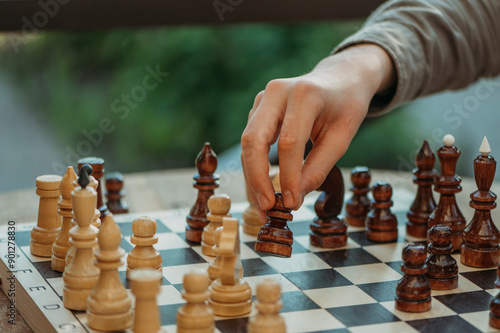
left=333, top=0, right=500, bottom=115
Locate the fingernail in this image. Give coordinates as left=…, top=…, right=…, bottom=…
left=283, top=190, right=293, bottom=208
left=299, top=191, right=305, bottom=206
left=257, top=194, right=269, bottom=210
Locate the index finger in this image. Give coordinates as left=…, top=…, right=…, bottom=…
left=241, top=83, right=287, bottom=211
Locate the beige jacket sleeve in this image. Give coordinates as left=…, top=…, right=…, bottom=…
left=333, top=0, right=500, bottom=115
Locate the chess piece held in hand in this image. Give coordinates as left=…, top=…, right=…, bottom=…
left=255, top=193, right=293, bottom=257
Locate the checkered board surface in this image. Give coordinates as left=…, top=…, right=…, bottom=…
left=1, top=190, right=500, bottom=333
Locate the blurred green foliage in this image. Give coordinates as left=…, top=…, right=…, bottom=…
left=0, top=22, right=420, bottom=173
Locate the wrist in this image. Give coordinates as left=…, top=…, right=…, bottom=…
left=313, top=44, right=396, bottom=97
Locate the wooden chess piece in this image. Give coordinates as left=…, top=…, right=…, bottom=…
left=30, top=174, right=63, bottom=257
left=395, top=243, right=431, bottom=312
left=78, top=157, right=109, bottom=219
left=129, top=268, right=165, bottom=333
left=65, top=174, right=101, bottom=266
left=87, top=214, right=133, bottom=331
left=428, top=134, right=466, bottom=251
left=177, top=269, right=214, bottom=333
left=186, top=143, right=220, bottom=243
left=407, top=140, right=437, bottom=238
left=489, top=265, right=500, bottom=328
left=63, top=165, right=100, bottom=311
left=426, top=224, right=458, bottom=290
left=461, top=137, right=500, bottom=267
left=105, top=172, right=129, bottom=214
left=255, top=193, right=294, bottom=257
left=209, top=217, right=252, bottom=317
left=51, top=167, right=77, bottom=272
left=310, top=166, right=347, bottom=248
left=247, top=279, right=286, bottom=333
left=126, top=216, right=162, bottom=279
left=366, top=182, right=398, bottom=242
left=202, top=194, right=231, bottom=256
left=207, top=226, right=223, bottom=281
left=242, top=170, right=280, bottom=236
left=345, top=166, right=371, bottom=227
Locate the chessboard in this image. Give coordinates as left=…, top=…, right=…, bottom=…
left=1, top=188, right=499, bottom=333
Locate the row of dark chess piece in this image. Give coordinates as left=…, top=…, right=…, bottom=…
left=78, top=157, right=129, bottom=217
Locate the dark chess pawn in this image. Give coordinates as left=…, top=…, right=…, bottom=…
left=345, top=167, right=371, bottom=227
left=407, top=140, right=436, bottom=238
left=186, top=143, right=220, bottom=243
left=105, top=172, right=129, bottom=214
left=78, top=157, right=109, bottom=219
left=396, top=243, right=431, bottom=312
left=310, top=166, right=347, bottom=248
left=255, top=193, right=293, bottom=258
left=426, top=224, right=458, bottom=290
left=461, top=137, right=500, bottom=268
left=428, top=134, right=466, bottom=251
left=366, top=182, right=398, bottom=242
left=489, top=265, right=500, bottom=328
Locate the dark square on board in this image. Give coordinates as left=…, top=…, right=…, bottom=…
left=31, top=261, right=62, bottom=279
left=159, top=304, right=183, bottom=326
left=315, top=248, right=381, bottom=267
left=385, top=261, right=404, bottom=275
left=461, top=269, right=498, bottom=290
left=327, top=303, right=400, bottom=327
left=281, top=291, right=321, bottom=312
left=241, top=258, right=278, bottom=277
left=216, top=317, right=249, bottom=333
left=14, top=230, right=31, bottom=247
left=433, top=290, right=494, bottom=313
left=283, top=269, right=352, bottom=290
left=356, top=280, right=398, bottom=302
left=159, top=248, right=206, bottom=267
left=407, top=315, right=481, bottom=333
left=118, top=219, right=171, bottom=237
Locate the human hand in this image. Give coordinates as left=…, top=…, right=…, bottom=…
left=241, top=44, right=396, bottom=220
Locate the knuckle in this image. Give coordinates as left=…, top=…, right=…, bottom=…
left=306, top=167, right=329, bottom=191
left=253, top=90, right=265, bottom=107
left=265, top=79, right=286, bottom=93
left=278, top=131, right=299, bottom=151
left=291, top=80, right=321, bottom=98
left=241, top=131, right=256, bottom=150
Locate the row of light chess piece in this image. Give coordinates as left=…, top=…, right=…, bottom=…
left=32, top=162, right=287, bottom=332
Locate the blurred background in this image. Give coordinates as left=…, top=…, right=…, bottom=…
left=0, top=9, right=499, bottom=193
